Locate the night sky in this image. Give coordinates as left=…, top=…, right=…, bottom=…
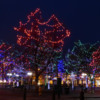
left=0, top=0, right=100, bottom=53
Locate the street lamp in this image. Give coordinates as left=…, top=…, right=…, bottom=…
left=27, top=71, right=33, bottom=89
left=15, top=74, right=19, bottom=77
left=27, top=72, right=32, bottom=76
left=7, top=73, right=12, bottom=76
left=81, top=73, right=87, bottom=78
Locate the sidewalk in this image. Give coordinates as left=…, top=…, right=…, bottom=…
left=1, top=88, right=100, bottom=100
left=28, top=92, right=100, bottom=100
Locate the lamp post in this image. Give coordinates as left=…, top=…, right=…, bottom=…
left=27, top=71, right=32, bottom=89
left=48, top=76, right=51, bottom=90
left=70, top=72, right=75, bottom=90
left=90, top=73, right=95, bottom=93
left=7, top=73, right=12, bottom=85
left=15, top=74, right=19, bottom=87
left=81, top=73, right=88, bottom=88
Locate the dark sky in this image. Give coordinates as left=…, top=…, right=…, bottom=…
left=0, top=0, right=100, bottom=53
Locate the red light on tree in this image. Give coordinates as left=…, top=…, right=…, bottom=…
left=14, top=8, right=70, bottom=52
left=90, top=47, right=100, bottom=66
left=0, top=42, right=13, bottom=80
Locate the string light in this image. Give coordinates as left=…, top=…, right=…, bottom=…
left=90, top=47, right=100, bottom=66
left=0, top=42, right=14, bottom=79
left=14, top=8, right=70, bottom=52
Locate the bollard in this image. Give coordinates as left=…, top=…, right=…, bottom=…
left=23, top=87, right=27, bottom=100
left=57, top=87, right=61, bottom=99
left=52, top=90, right=56, bottom=100
left=80, top=90, right=84, bottom=100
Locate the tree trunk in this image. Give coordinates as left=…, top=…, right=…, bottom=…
left=93, top=71, right=95, bottom=93
left=45, top=75, right=48, bottom=86
left=89, top=75, right=93, bottom=93
left=35, top=75, right=39, bottom=95
left=77, top=74, right=79, bottom=86
left=56, top=64, right=58, bottom=78
left=21, top=77, right=23, bottom=86
left=82, top=79, right=83, bottom=86
left=66, top=74, right=68, bottom=85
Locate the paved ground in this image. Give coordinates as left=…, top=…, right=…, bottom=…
left=0, top=87, right=100, bottom=100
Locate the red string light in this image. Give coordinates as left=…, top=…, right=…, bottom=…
left=14, top=8, right=70, bottom=52
left=90, top=47, right=100, bottom=66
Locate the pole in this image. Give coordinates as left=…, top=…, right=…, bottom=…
left=86, top=76, right=88, bottom=88
left=72, top=79, right=74, bottom=90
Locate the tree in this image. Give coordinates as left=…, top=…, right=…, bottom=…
left=71, top=40, right=100, bottom=75
left=65, top=49, right=81, bottom=89
left=65, top=40, right=100, bottom=88
left=65, top=49, right=81, bottom=74
left=0, top=42, right=13, bottom=80
left=14, top=8, right=70, bottom=91
left=89, top=47, right=100, bottom=91
left=90, top=47, right=100, bottom=67
left=0, top=42, right=26, bottom=85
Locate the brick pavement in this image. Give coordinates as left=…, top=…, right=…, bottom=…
left=0, top=88, right=100, bottom=100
